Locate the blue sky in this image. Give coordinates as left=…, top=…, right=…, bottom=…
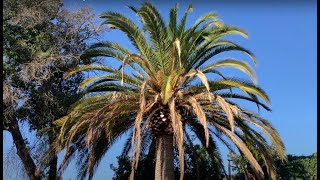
left=3, top=0, right=317, bottom=179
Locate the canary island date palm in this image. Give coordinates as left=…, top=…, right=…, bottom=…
left=51, top=2, right=286, bottom=180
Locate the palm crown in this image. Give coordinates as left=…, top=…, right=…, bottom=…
left=52, top=2, right=286, bottom=180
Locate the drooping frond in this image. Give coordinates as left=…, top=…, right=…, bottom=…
left=210, top=121, right=265, bottom=180
left=184, top=69, right=212, bottom=101
left=200, top=58, right=256, bottom=84
left=186, top=120, right=224, bottom=169
left=217, top=92, right=271, bottom=111
left=80, top=48, right=125, bottom=62
left=64, top=65, right=116, bottom=79
left=203, top=25, right=249, bottom=40
left=185, top=96, right=209, bottom=146
left=215, top=95, right=240, bottom=133
left=191, top=43, right=257, bottom=71
left=168, top=97, right=184, bottom=180
left=211, top=78, right=270, bottom=104
left=235, top=119, right=277, bottom=180
left=242, top=111, right=286, bottom=161
left=130, top=80, right=147, bottom=172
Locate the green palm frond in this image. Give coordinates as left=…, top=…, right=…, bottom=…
left=64, top=65, right=116, bottom=79
left=133, top=2, right=168, bottom=48
left=210, top=78, right=270, bottom=104
left=167, top=3, right=179, bottom=38
left=201, top=58, right=256, bottom=84
left=185, top=12, right=220, bottom=38
left=203, top=25, right=249, bottom=40
left=202, top=68, right=227, bottom=79
left=177, top=4, right=193, bottom=39
left=217, top=92, right=271, bottom=111
left=100, top=11, right=155, bottom=64
left=80, top=48, right=125, bottom=61
left=134, top=3, right=171, bottom=73
left=193, top=44, right=257, bottom=70
left=82, top=82, right=136, bottom=95
left=88, top=41, right=131, bottom=54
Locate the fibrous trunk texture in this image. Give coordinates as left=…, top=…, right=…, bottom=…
left=155, top=134, right=175, bottom=180
left=149, top=106, right=173, bottom=136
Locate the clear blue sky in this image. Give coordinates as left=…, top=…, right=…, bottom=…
left=3, top=0, right=317, bottom=179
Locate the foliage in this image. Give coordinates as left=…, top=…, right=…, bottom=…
left=3, top=0, right=102, bottom=128
left=110, top=155, right=155, bottom=180
left=3, top=0, right=61, bottom=127
left=3, top=0, right=102, bottom=179
left=276, top=153, right=317, bottom=180
left=52, top=2, right=286, bottom=180
left=230, top=150, right=317, bottom=180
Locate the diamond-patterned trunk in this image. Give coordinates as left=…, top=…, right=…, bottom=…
left=149, top=106, right=173, bottom=136
left=154, top=134, right=174, bottom=180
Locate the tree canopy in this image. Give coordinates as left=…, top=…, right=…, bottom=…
left=3, top=0, right=102, bottom=179
left=51, top=2, right=286, bottom=180
left=231, top=152, right=317, bottom=180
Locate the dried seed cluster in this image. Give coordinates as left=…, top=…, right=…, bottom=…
left=149, top=106, right=173, bottom=136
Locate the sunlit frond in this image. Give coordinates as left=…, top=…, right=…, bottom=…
left=201, top=58, right=257, bottom=84
left=211, top=121, right=265, bottom=180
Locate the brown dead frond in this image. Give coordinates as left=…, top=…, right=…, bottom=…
left=185, top=69, right=212, bottom=102
left=144, top=94, right=160, bottom=113
left=130, top=81, right=147, bottom=180
left=87, top=128, right=103, bottom=179
left=86, top=126, right=94, bottom=146
left=216, top=96, right=236, bottom=133
left=212, top=122, right=264, bottom=180
left=170, top=38, right=182, bottom=72
left=185, top=96, right=209, bottom=147
left=241, top=114, right=286, bottom=163
left=230, top=104, right=241, bottom=119
left=168, top=97, right=184, bottom=180
left=58, top=118, right=91, bottom=172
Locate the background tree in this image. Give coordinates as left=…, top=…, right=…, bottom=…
left=3, top=0, right=103, bottom=179
left=230, top=149, right=317, bottom=180
left=276, top=153, right=317, bottom=180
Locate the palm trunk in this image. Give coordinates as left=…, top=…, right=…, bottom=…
left=8, top=118, right=40, bottom=180
left=155, top=134, right=175, bottom=180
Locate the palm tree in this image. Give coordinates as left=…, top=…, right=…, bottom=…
left=51, top=2, right=286, bottom=180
